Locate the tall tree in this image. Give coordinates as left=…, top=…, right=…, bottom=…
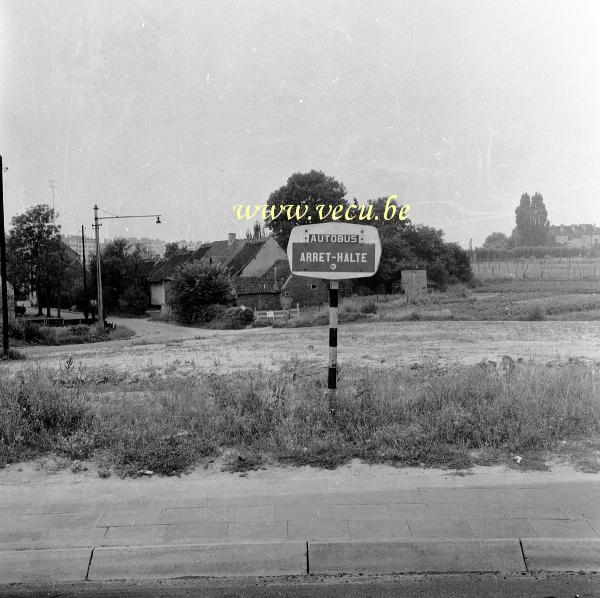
left=265, top=170, right=348, bottom=248
left=513, top=192, right=550, bottom=246
left=530, top=192, right=550, bottom=245
left=7, top=204, right=60, bottom=315
left=514, top=193, right=532, bottom=246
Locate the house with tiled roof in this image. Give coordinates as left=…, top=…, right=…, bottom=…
left=148, top=233, right=328, bottom=314
left=148, top=246, right=210, bottom=308
left=232, top=258, right=328, bottom=310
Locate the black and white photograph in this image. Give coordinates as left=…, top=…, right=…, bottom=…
left=1, top=1, right=599, bottom=596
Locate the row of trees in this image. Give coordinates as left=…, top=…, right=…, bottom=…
left=266, top=171, right=473, bottom=292
left=5, top=204, right=159, bottom=317
left=6, top=205, right=81, bottom=316
left=482, top=193, right=552, bottom=251
left=6, top=170, right=474, bottom=318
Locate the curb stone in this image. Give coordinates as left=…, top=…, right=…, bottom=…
left=86, top=542, right=307, bottom=580
left=308, top=539, right=526, bottom=574
left=0, top=547, right=92, bottom=584
left=2, top=539, right=600, bottom=584
left=521, top=538, right=600, bottom=571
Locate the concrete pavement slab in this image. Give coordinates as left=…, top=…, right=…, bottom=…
left=96, top=509, right=163, bottom=527
left=0, top=547, right=92, bottom=584
left=308, top=539, right=526, bottom=574
left=521, top=538, right=600, bottom=571
left=87, top=542, right=307, bottom=579
left=162, top=522, right=227, bottom=544
left=225, top=521, right=287, bottom=542
left=287, top=519, right=349, bottom=541
left=407, top=519, right=473, bottom=538
left=387, top=503, right=449, bottom=520
left=527, top=518, right=599, bottom=538
left=102, top=525, right=167, bottom=546
left=467, top=518, right=537, bottom=539
left=347, top=519, right=411, bottom=540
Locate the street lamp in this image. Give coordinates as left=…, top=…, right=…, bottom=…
left=93, top=205, right=161, bottom=331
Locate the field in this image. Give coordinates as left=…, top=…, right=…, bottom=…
left=2, top=259, right=600, bottom=478
left=2, top=358, right=599, bottom=476
left=473, top=257, right=600, bottom=281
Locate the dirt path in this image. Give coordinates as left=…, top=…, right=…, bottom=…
left=2, top=319, right=599, bottom=376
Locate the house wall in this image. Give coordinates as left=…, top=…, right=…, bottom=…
left=401, top=270, right=428, bottom=301
left=150, top=282, right=166, bottom=306
left=237, top=292, right=281, bottom=310
left=281, top=276, right=328, bottom=307
left=240, top=237, right=286, bottom=277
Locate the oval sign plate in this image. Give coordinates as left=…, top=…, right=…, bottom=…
left=287, top=223, right=382, bottom=280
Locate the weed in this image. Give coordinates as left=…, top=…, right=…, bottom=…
left=525, top=305, right=546, bottom=321
left=1, top=348, right=26, bottom=360
left=2, top=360, right=599, bottom=475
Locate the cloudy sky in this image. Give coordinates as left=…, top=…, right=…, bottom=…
left=1, top=0, right=599, bottom=246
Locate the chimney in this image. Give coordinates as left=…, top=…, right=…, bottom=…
left=228, top=233, right=236, bottom=246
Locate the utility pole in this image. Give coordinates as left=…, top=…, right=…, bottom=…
left=48, top=179, right=57, bottom=214
left=93, top=204, right=104, bottom=331
left=81, top=225, right=89, bottom=324
left=93, top=206, right=161, bottom=333
left=0, top=156, right=9, bottom=357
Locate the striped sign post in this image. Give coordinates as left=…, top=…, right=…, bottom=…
left=287, top=223, right=381, bottom=391
left=328, top=280, right=339, bottom=389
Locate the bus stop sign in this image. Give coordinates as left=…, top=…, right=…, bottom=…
left=287, top=223, right=381, bottom=280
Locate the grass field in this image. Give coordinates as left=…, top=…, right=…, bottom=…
left=280, top=276, right=600, bottom=326
left=473, top=257, right=600, bottom=281
left=1, top=359, right=599, bottom=476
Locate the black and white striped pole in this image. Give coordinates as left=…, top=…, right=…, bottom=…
left=287, top=223, right=381, bottom=393
left=328, top=280, right=339, bottom=390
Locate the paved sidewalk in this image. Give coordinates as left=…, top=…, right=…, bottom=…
left=1, top=465, right=599, bottom=584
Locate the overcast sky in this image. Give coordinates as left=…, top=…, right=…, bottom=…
left=1, top=0, right=599, bottom=246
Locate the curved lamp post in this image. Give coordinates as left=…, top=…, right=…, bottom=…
left=93, top=205, right=161, bottom=331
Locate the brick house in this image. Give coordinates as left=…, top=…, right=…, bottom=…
left=148, top=234, right=289, bottom=314
left=233, top=259, right=328, bottom=310
left=149, top=234, right=329, bottom=314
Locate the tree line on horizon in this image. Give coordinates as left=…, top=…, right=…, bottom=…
left=4, top=169, right=474, bottom=318
left=477, top=192, right=600, bottom=260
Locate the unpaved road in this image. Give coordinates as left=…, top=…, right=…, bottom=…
left=2, top=318, right=599, bottom=376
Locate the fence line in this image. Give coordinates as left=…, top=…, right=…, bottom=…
left=254, top=304, right=300, bottom=322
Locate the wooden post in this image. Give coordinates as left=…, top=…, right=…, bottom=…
left=0, top=156, right=9, bottom=357
left=328, top=280, right=338, bottom=390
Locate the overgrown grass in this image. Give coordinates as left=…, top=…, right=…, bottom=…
left=7, top=322, right=135, bottom=345
left=2, top=360, right=599, bottom=475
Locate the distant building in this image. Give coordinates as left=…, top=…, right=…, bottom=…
left=129, top=238, right=166, bottom=257
left=549, top=224, right=600, bottom=248
left=63, top=235, right=100, bottom=261
left=148, top=233, right=327, bottom=314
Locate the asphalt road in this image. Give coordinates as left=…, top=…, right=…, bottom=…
left=2, top=573, right=599, bottom=597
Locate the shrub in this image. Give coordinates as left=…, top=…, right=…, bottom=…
left=360, top=301, right=378, bottom=314
left=207, top=306, right=254, bottom=329
left=169, top=262, right=235, bottom=324
left=68, top=324, right=91, bottom=337
left=121, top=286, right=150, bottom=315
left=525, top=305, right=546, bottom=321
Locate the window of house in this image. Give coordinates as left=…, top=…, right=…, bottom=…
left=284, top=291, right=290, bottom=296
left=310, top=283, right=317, bottom=289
